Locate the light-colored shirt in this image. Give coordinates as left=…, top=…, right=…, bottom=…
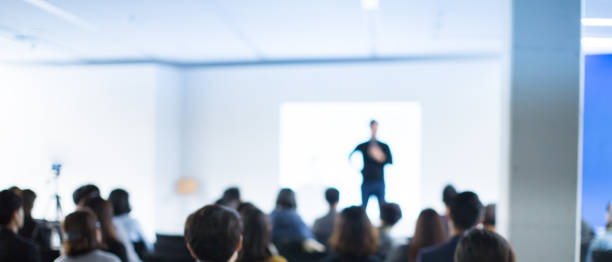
left=113, top=217, right=143, bottom=262
left=586, top=230, right=612, bottom=262
left=54, top=250, right=120, bottom=262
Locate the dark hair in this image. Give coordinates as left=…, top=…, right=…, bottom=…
left=82, top=197, right=120, bottom=244
left=483, top=204, right=496, bottom=226
left=73, top=184, right=100, bottom=205
left=325, top=188, right=339, bottom=205
left=185, top=205, right=243, bottom=262
left=237, top=206, right=273, bottom=262
left=449, top=191, right=483, bottom=231
left=62, top=210, right=102, bottom=257
left=408, top=209, right=447, bottom=261
left=237, top=202, right=256, bottom=216
left=329, top=206, right=378, bottom=257
left=455, top=229, right=516, bottom=262
left=380, top=202, right=402, bottom=226
left=442, top=185, right=458, bottom=206
left=275, top=188, right=296, bottom=210
left=0, top=189, right=22, bottom=225
left=21, top=189, right=36, bottom=217
left=223, top=187, right=241, bottom=202
left=108, top=189, right=131, bottom=216
left=370, top=120, right=378, bottom=127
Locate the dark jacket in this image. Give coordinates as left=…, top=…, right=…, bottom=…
left=415, top=235, right=461, bottom=262
left=0, top=227, right=41, bottom=262
left=322, top=253, right=382, bottom=262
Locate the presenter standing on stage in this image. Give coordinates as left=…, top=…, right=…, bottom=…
left=350, top=120, right=393, bottom=214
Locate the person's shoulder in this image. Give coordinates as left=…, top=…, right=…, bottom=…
left=93, top=250, right=122, bottom=262
left=263, top=255, right=288, bottom=262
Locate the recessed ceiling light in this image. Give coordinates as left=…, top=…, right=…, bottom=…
left=582, top=18, right=612, bottom=27
left=362, top=0, right=379, bottom=11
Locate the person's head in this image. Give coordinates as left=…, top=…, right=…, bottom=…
left=237, top=202, right=256, bottom=216
left=0, top=189, right=23, bottom=231
left=483, top=204, right=496, bottom=231
left=448, top=191, right=483, bottom=233
left=455, top=229, right=516, bottom=262
left=21, top=189, right=36, bottom=217
left=380, top=202, right=402, bottom=227
left=237, top=206, right=272, bottom=262
left=219, top=187, right=241, bottom=210
left=185, top=205, right=243, bottom=262
left=370, top=120, right=378, bottom=138
left=81, top=197, right=118, bottom=242
left=325, top=188, right=340, bottom=207
left=329, top=206, right=378, bottom=257
left=73, top=184, right=100, bottom=205
left=108, top=189, right=131, bottom=216
left=408, top=208, right=447, bottom=261
left=275, top=188, right=296, bottom=210
left=443, top=184, right=458, bottom=207
left=62, top=210, right=103, bottom=257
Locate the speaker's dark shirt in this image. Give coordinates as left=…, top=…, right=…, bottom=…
left=353, top=140, right=393, bottom=182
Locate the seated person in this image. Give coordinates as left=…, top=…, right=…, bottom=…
left=312, top=188, right=339, bottom=246
left=0, top=189, right=41, bottom=262
left=454, top=229, right=515, bottom=262
left=109, top=189, right=149, bottom=259
left=483, top=204, right=496, bottom=232
left=270, top=188, right=324, bottom=256
left=216, top=187, right=242, bottom=210
left=586, top=202, right=612, bottom=262
left=416, top=191, right=483, bottom=262
left=54, top=210, right=120, bottom=262
left=19, top=189, right=52, bottom=252
left=184, top=205, right=242, bottom=262
left=385, top=208, right=447, bottom=262
left=237, top=205, right=287, bottom=262
left=323, top=206, right=380, bottom=262
left=72, top=184, right=100, bottom=207
left=377, top=202, right=402, bottom=259
left=81, top=197, right=129, bottom=262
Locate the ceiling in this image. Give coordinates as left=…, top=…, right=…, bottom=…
left=0, top=0, right=610, bottom=64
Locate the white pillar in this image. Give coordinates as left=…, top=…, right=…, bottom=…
left=507, top=0, right=581, bottom=261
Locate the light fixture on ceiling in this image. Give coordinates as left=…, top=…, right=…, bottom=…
left=362, top=0, right=379, bottom=11
left=22, top=0, right=96, bottom=31
left=582, top=18, right=612, bottom=27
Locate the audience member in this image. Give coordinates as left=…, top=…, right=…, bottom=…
left=386, top=208, right=447, bottom=262
left=581, top=220, right=595, bottom=262
left=416, top=191, right=482, bottom=262
left=82, top=197, right=128, bottom=262
left=586, top=202, right=612, bottom=262
left=109, top=189, right=149, bottom=259
left=377, top=202, right=402, bottom=259
left=217, top=187, right=242, bottom=210
left=454, top=229, right=515, bottom=262
left=73, top=184, right=101, bottom=206
left=483, top=204, right=496, bottom=232
left=312, top=188, right=340, bottom=246
left=324, top=206, right=380, bottom=262
left=441, top=185, right=457, bottom=235
left=184, top=205, right=243, bottom=262
left=54, top=210, right=120, bottom=262
left=0, top=189, right=41, bottom=262
left=270, top=188, right=324, bottom=254
left=237, top=205, right=287, bottom=262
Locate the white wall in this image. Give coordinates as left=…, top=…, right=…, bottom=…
left=179, top=59, right=504, bottom=236
left=0, top=64, right=158, bottom=240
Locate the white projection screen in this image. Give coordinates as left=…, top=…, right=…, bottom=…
left=280, top=102, right=421, bottom=238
